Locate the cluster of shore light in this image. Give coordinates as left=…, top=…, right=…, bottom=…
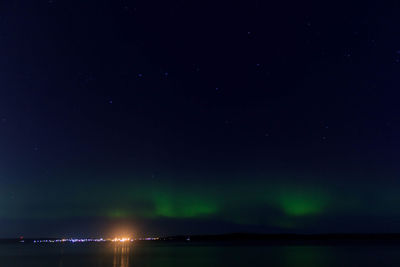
left=33, top=237, right=160, bottom=243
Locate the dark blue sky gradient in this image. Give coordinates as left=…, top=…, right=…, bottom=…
left=1, top=0, right=400, bottom=237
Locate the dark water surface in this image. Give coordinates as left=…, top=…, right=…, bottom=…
left=1, top=242, right=400, bottom=266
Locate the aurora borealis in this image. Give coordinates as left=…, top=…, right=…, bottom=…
left=1, top=1, right=400, bottom=237
left=2, top=168, right=400, bottom=236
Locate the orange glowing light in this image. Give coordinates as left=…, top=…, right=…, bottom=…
left=112, top=237, right=133, bottom=242
left=108, top=224, right=135, bottom=242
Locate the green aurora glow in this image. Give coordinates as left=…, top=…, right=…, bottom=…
left=2, top=169, right=398, bottom=234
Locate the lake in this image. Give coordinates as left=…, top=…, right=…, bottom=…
left=1, top=242, right=399, bottom=266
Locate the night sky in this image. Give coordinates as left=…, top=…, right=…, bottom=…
left=1, top=0, right=400, bottom=237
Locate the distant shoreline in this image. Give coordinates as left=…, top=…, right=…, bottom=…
left=4, top=233, right=400, bottom=245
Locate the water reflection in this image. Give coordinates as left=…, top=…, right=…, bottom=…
left=113, top=243, right=131, bottom=267
left=3, top=242, right=400, bottom=267
left=281, top=246, right=332, bottom=267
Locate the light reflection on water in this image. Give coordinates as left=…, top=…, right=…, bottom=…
left=113, top=243, right=130, bottom=267
left=1, top=242, right=400, bottom=266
